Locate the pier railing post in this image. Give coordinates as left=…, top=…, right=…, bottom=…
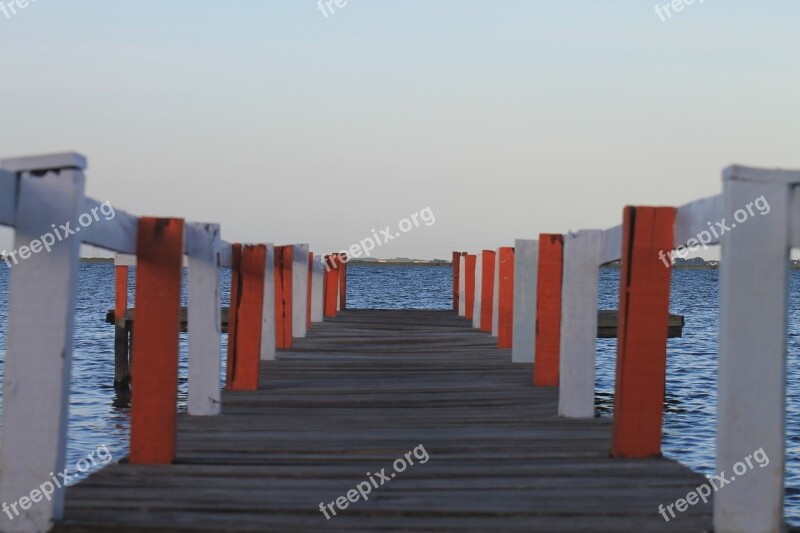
left=452, top=251, right=461, bottom=312
left=511, top=239, right=538, bottom=363
left=292, top=244, right=309, bottom=338
left=307, top=251, right=314, bottom=330
left=558, top=230, right=603, bottom=418
left=464, top=254, right=476, bottom=320
left=492, top=250, right=500, bottom=336
left=715, top=166, right=796, bottom=532
left=339, top=252, right=347, bottom=311
left=497, top=247, right=515, bottom=348
left=114, top=255, right=132, bottom=389
left=226, top=244, right=267, bottom=390
left=131, top=217, right=184, bottom=465
left=0, top=154, right=85, bottom=532
left=311, top=254, right=325, bottom=323
left=260, top=244, right=276, bottom=361
left=480, top=250, right=496, bottom=332
left=611, top=206, right=675, bottom=458
left=534, top=234, right=564, bottom=386
left=187, top=223, right=222, bottom=416
left=324, top=253, right=340, bottom=318
left=226, top=243, right=243, bottom=385
left=472, top=252, right=483, bottom=328
left=274, top=245, right=293, bottom=348
left=458, top=254, right=467, bottom=316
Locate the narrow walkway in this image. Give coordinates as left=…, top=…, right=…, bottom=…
left=56, top=310, right=712, bottom=532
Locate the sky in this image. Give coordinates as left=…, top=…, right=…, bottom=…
left=1, top=1, right=799, bottom=259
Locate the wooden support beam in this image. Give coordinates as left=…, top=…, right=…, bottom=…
left=512, top=240, right=538, bottom=363
left=324, top=254, right=340, bottom=318
left=292, top=244, right=309, bottom=338
left=307, top=251, right=313, bottom=330
left=497, top=247, right=515, bottom=349
left=480, top=250, right=496, bottom=333
left=187, top=223, right=222, bottom=416
left=452, top=251, right=461, bottom=312
left=715, top=167, right=796, bottom=532
left=274, top=245, right=293, bottom=348
left=464, top=254, right=476, bottom=321
left=0, top=164, right=85, bottom=530
left=534, top=234, right=564, bottom=386
left=611, top=206, right=675, bottom=458
left=339, top=253, right=348, bottom=311
left=130, top=217, right=184, bottom=465
left=311, top=254, right=325, bottom=323
left=471, top=252, right=483, bottom=328
left=458, top=254, right=467, bottom=317
left=260, top=244, right=276, bottom=361
left=226, top=244, right=267, bottom=390
left=558, top=230, right=603, bottom=418
left=114, top=264, right=131, bottom=389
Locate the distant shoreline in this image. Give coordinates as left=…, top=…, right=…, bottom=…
left=349, top=260, right=449, bottom=267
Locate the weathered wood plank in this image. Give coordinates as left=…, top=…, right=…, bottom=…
left=59, top=310, right=705, bottom=532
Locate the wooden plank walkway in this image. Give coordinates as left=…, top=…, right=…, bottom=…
left=55, top=310, right=712, bottom=532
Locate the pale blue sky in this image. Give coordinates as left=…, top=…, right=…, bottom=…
left=1, top=1, right=799, bottom=258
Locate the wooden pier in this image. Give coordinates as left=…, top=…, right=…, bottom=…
left=55, top=310, right=710, bottom=532
left=2, top=152, right=798, bottom=532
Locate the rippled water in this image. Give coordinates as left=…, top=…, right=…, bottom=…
left=0, top=263, right=798, bottom=523
left=346, top=265, right=452, bottom=310
left=0, top=263, right=231, bottom=483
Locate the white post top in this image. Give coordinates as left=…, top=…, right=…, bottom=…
left=724, top=165, right=800, bottom=184
left=0, top=152, right=87, bottom=173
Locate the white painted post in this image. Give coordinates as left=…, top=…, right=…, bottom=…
left=558, top=230, right=603, bottom=418
left=715, top=166, right=797, bottom=533
left=260, top=244, right=276, bottom=360
left=0, top=169, right=15, bottom=226
left=472, top=252, right=482, bottom=329
left=311, top=254, right=324, bottom=323
left=511, top=239, right=538, bottom=363
left=458, top=254, right=466, bottom=316
left=292, top=243, right=309, bottom=338
left=0, top=153, right=86, bottom=532
left=187, top=223, right=222, bottom=416
left=492, top=249, right=500, bottom=336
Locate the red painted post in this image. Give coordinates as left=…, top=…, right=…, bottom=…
left=611, top=206, right=675, bottom=458
left=534, top=234, right=564, bottom=386
left=307, top=251, right=314, bottom=331
left=339, top=253, right=348, bottom=311
left=130, top=217, right=184, bottom=465
left=274, top=245, right=293, bottom=349
left=114, top=264, right=130, bottom=388
left=324, top=254, right=340, bottom=318
left=480, top=250, right=496, bottom=332
left=465, top=254, right=477, bottom=321
left=114, top=265, right=128, bottom=323
left=497, top=247, right=515, bottom=349
left=452, top=251, right=462, bottom=312
left=226, top=245, right=267, bottom=391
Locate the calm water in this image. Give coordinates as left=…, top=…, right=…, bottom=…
left=0, top=264, right=798, bottom=523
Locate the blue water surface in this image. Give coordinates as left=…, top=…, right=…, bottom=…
left=0, top=263, right=798, bottom=523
